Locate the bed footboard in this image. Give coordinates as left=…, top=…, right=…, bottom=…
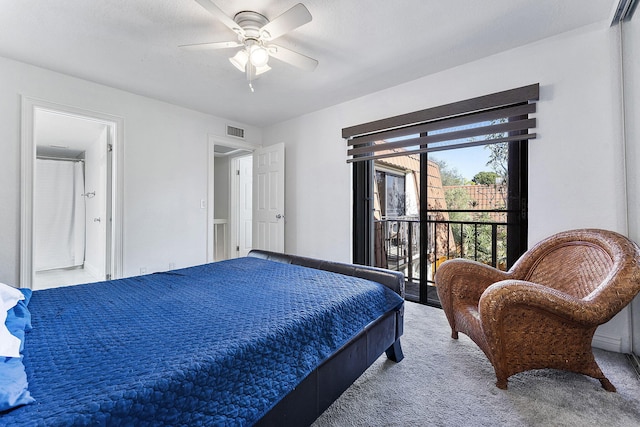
left=248, top=250, right=405, bottom=426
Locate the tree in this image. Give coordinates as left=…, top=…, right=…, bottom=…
left=433, top=136, right=509, bottom=269
left=431, top=158, right=465, bottom=186
left=484, top=142, right=509, bottom=182
left=444, top=187, right=471, bottom=217
left=485, top=143, right=508, bottom=182
left=459, top=215, right=507, bottom=266
left=472, top=171, right=499, bottom=185
left=483, top=116, right=509, bottom=183
left=443, top=186, right=472, bottom=257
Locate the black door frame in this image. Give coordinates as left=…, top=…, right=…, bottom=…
left=353, top=160, right=373, bottom=266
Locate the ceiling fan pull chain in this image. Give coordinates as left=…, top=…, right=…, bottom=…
left=247, top=63, right=255, bottom=92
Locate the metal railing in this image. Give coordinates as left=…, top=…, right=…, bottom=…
left=375, top=210, right=511, bottom=291
left=374, top=218, right=420, bottom=283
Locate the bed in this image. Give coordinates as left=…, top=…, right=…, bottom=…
left=1, top=250, right=405, bottom=426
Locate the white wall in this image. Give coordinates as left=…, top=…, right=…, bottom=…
left=265, top=22, right=624, bottom=259
left=262, top=108, right=354, bottom=261
left=264, top=23, right=637, bottom=352
left=214, top=156, right=230, bottom=220
left=0, top=55, right=261, bottom=284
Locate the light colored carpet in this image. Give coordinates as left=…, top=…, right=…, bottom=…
left=313, top=301, right=640, bottom=427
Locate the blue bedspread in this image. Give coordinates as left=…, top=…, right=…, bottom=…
left=2, top=257, right=403, bottom=426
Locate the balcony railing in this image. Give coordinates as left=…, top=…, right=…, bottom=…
left=374, top=218, right=420, bottom=283
left=375, top=210, right=511, bottom=299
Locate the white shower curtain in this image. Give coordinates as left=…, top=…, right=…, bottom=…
left=34, top=159, right=86, bottom=271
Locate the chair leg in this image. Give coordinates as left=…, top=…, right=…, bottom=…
left=599, top=377, right=616, bottom=392
left=451, top=330, right=458, bottom=339
left=582, top=354, right=617, bottom=392
left=496, top=380, right=507, bottom=390
left=495, top=378, right=508, bottom=390
left=494, top=366, right=508, bottom=389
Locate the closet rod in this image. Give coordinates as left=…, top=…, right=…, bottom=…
left=36, top=156, right=84, bottom=162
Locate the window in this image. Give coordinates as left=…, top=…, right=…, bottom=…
left=346, top=84, right=538, bottom=305
left=376, top=170, right=406, bottom=218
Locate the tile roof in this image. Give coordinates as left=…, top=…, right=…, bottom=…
left=443, top=184, right=507, bottom=221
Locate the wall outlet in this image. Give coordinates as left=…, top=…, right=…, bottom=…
left=169, top=263, right=175, bottom=270
left=140, top=267, right=147, bottom=275
left=200, top=199, right=206, bottom=209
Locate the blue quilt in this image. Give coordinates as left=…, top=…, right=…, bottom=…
left=2, top=257, right=403, bottom=426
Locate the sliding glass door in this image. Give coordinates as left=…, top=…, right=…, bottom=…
left=348, top=85, right=538, bottom=305
left=354, top=140, right=527, bottom=305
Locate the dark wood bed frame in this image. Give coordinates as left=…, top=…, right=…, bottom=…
left=247, top=250, right=405, bottom=426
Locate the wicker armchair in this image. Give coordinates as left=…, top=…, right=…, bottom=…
left=434, top=229, right=640, bottom=391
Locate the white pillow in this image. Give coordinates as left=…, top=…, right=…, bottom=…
left=0, top=282, right=25, bottom=358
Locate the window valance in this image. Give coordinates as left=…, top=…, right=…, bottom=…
left=343, top=84, right=539, bottom=163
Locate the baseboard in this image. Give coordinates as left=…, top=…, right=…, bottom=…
left=592, top=333, right=622, bottom=353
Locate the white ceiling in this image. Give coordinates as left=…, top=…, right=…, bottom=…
left=0, top=0, right=616, bottom=128
left=35, top=110, right=108, bottom=157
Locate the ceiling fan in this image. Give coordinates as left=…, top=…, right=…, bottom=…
left=181, top=1, right=318, bottom=91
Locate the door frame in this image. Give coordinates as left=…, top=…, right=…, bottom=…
left=206, top=135, right=259, bottom=262
left=20, top=96, right=124, bottom=288
left=352, top=160, right=374, bottom=266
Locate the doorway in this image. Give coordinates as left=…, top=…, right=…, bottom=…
left=207, top=139, right=285, bottom=261
left=21, top=97, right=123, bottom=289
left=208, top=138, right=254, bottom=262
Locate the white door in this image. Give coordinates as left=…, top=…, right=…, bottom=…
left=253, top=143, right=285, bottom=252
left=84, top=129, right=109, bottom=281
left=236, top=155, right=253, bottom=257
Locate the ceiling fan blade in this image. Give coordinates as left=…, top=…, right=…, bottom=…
left=268, top=44, right=318, bottom=71
left=193, top=0, right=243, bottom=35
left=179, top=41, right=243, bottom=51
left=260, top=3, right=312, bottom=41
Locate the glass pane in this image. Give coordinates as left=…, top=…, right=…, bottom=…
left=373, top=148, right=421, bottom=301
left=371, top=131, right=514, bottom=304
left=428, top=142, right=509, bottom=277
left=372, top=122, right=515, bottom=303
left=385, top=174, right=405, bottom=217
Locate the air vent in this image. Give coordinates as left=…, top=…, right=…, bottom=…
left=226, top=125, right=245, bottom=139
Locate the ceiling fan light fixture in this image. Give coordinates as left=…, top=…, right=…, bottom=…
left=249, top=45, right=269, bottom=67
left=229, top=50, right=248, bottom=71
left=255, top=64, right=271, bottom=76
left=186, top=1, right=317, bottom=90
